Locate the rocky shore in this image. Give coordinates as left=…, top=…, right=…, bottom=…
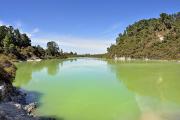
left=0, top=84, right=56, bottom=120
left=0, top=55, right=56, bottom=120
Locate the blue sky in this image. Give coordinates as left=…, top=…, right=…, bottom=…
left=0, top=0, right=179, bottom=54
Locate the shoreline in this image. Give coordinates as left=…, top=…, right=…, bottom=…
left=0, top=87, right=56, bottom=120
left=18, top=57, right=180, bottom=64
left=3, top=57, right=179, bottom=120
left=113, top=56, right=180, bottom=63
left=27, top=59, right=42, bottom=62
left=0, top=54, right=57, bottom=120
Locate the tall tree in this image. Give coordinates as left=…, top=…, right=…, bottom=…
left=46, top=41, right=59, bottom=56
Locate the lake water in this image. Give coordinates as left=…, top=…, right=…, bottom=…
left=14, top=58, right=180, bottom=120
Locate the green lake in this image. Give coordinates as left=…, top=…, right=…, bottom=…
left=14, top=58, right=180, bottom=120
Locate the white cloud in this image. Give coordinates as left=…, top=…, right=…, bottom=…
left=18, top=29, right=32, bottom=37
left=21, top=28, right=39, bottom=37
left=31, top=35, right=114, bottom=54
left=24, top=28, right=40, bottom=37
left=0, top=19, right=114, bottom=54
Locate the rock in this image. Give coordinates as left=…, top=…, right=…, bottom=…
left=0, top=102, right=32, bottom=120
left=0, top=85, right=4, bottom=90
left=0, top=102, right=56, bottom=120
left=14, top=103, right=22, bottom=109
left=0, top=83, right=26, bottom=104
left=0, top=110, right=7, bottom=120
left=24, top=102, right=37, bottom=115
left=0, top=56, right=56, bottom=120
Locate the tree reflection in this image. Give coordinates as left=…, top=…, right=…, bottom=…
left=14, top=58, right=77, bottom=87
left=45, top=59, right=61, bottom=76
left=108, top=60, right=180, bottom=104
left=14, top=59, right=64, bottom=86
left=107, top=60, right=180, bottom=120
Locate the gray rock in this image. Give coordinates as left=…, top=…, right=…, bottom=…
left=0, top=102, right=34, bottom=120
left=24, top=102, right=37, bottom=115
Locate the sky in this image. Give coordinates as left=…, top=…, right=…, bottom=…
left=0, top=0, right=179, bottom=54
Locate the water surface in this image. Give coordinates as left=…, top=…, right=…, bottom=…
left=14, top=58, right=180, bottom=120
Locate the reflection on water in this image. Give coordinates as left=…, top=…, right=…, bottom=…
left=14, top=59, right=180, bottom=120
left=108, top=60, right=180, bottom=103
left=108, top=60, right=180, bottom=120
left=14, top=59, right=77, bottom=86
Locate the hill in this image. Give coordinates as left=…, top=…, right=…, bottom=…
left=107, top=12, right=180, bottom=60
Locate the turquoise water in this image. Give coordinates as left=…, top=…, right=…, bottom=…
left=14, top=58, right=180, bottom=120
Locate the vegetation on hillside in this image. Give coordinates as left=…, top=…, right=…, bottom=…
left=107, top=12, right=180, bottom=60
left=0, top=54, right=17, bottom=101
left=0, top=54, right=16, bottom=84
left=0, top=25, right=67, bottom=60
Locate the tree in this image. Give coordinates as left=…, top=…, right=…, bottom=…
left=37, top=45, right=45, bottom=57
left=21, top=34, right=31, bottom=47
left=160, top=13, right=173, bottom=29
left=3, top=34, right=13, bottom=53
left=70, top=51, right=73, bottom=55
left=0, top=25, right=66, bottom=59
left=107, top=12, right=180, bottom=60
left=60, top=49, right=63, bottom=55
left=9, top=44, right=16, bottom=54
left=74, top=52, right=77, bottom=55
left=14, top=29, right=21, bottom=46
left=46, top=41, right=59, bottom=56
left=0, top=26, right=8, bottom=46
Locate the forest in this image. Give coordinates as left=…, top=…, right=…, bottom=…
left=0, top=26, right=67, bottom=60
left=107, top=12, right=180, bottom=60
